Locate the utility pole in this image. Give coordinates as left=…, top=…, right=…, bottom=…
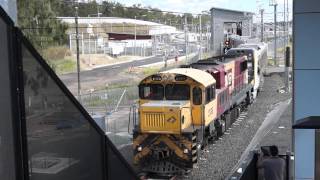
left=134, top=16, right=137, bottom=56
left=184, top=15, right=188, bottom=63
left=206, top=24, right=210, bottom=54
left=199, top=14, right=202, bottom=60
left=97, top=2, right=100, bottom=18
left=75, top=4, right=81, bottom=101
left=270, top=1, right=278, bottom=66
left=285, top=46, right=290, bottom=92
left=274, top=4, right=277, bottom=66
left=287, top=0, right=290, bottom=44
left=283, top=0, right=286, bottom=45
left=260, top=9, right=264, bottom=42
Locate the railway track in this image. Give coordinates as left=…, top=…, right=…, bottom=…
left=185, top=75, right=291, bottom=179
left=139, top=109, right=250, bottom=180
left=223, top=110, right=248, bottom=136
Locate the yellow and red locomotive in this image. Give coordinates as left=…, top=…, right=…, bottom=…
left=133, top=55, right=257, bottom=175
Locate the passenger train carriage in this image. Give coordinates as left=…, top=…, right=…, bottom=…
left=132, top=53, right=263, bottom=175
left=226, top=43, right=268, bottom=100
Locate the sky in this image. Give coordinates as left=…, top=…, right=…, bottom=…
left=108, top=0, right=293, bottom=21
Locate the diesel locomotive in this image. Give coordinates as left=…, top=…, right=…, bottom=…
left=132, top=44, right=266, bottom=175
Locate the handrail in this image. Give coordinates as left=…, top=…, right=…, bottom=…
left=113, top=88, right=127, bottom=112
left=128, top=104, right=137, bottom=135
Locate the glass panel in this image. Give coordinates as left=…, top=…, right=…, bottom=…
left=295, top=14, right=320, bottom=69
left=22, top=44, right=104, bottom=180
left=206, top=88, right=209, bottom=103
left=165, top=84, right=190, bottom=100
left=107, top=146, right=136, bottom=179
left=0, top=17, right=16, bottom=180
left=316, top=129, right=320, bottom=180
left=0, top=0, right=17, bottom=23
left=139, top=84, right=164, bottom=100
left=192, top=87, right=202, bottom=105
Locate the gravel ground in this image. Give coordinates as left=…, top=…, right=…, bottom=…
left=118, top=74, right=292, bottom=179
left=184, top=74, right=291, bottom=180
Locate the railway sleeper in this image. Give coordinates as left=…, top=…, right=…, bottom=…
left=143, top=160, right=186, bottom=176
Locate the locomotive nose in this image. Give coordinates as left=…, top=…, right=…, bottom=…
left=139, top=101, right=190, bottom=134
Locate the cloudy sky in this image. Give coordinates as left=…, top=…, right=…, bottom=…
left=109, top=0, right=292, bottom=21
left=102, top=0, right=292, bottom=22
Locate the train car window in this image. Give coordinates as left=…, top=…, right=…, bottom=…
left=211, top=85, right=216, bottom=100
left=193, top=87, right=202, bottom=105
left=165, top=84, right=190, bottom=100
left=206, top=88, right=210, bottom=103
left=205, top=85, right=216, bottom=103
left=241, top=61, right=247, bottom=72
left=139, top=84, right=164, bottom=100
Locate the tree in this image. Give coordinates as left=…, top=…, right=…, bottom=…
left=17, top=0, right=68, bottom=50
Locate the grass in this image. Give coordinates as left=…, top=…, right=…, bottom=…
left=142, top=67, right=161, bottom=76
left=48, top=59, right=76, bottom=75
left=83, top=96, right=114, bottom=107
left=277, top=43, right=293, bottom=53
left=268, top=58, right=276, bottom=66
left=94, top=82, right=138, bottom=91
left=42, top=46, right=72, bottom=61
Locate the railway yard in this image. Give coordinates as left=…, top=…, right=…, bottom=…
left=0, top=1, right=302, bottom=179
left=119, top=73, right=292, bottom=179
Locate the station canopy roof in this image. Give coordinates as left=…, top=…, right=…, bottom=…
left=210, top=7, right=254, bottom=15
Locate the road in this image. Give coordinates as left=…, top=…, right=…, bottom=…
left=59, top=52, right=199, bottom=93
left=61, top=56, right=164, bottom=84
left=59, top=55, right=176, bottom=93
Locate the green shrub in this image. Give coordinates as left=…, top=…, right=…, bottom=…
left=50, top=59, right=76, bottom=74
left=143, top=67, right=160, bottom=76
left=42, top=46, right=71, bottom=61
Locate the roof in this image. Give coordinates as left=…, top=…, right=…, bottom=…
left=57, top=17, right=179, bottom=35
left=210, top=7, right=254, bottom=15
left=293, top=116, right=320, bottom=129
left=108, top=33, right=151, bottom=40
left=162, top=68, right=216, bottom=87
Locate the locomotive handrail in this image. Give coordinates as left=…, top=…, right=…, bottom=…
left=128, top=104, right=138, bottom=135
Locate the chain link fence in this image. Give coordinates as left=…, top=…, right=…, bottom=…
left=80, top=86, right=137, bottom=113
left=79, top=86, right=138, bottom=147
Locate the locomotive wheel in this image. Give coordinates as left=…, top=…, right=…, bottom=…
left=246, top=92, right=254, bottom=105
left=215, top=121, right=223, bottom=137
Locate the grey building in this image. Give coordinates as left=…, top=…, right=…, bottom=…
left=293, top=0, right=320, bottom=179
left=210, top=7, right=254, bottom=55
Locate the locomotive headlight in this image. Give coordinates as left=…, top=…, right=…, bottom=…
left=183, top=149, right=189, bottom=154
left=137, top=146, right=142, bottom=152
left=181, top=116, right=185, bottom=124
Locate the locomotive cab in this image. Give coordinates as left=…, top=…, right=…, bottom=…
left=137, top=69, right=216, bottom=134
left=133, top=68, right=218, bottom=171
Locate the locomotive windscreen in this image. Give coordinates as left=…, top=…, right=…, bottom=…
left=165, top=84, right=190, bottom=100
left=139, top=84, right=164, bottom=100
